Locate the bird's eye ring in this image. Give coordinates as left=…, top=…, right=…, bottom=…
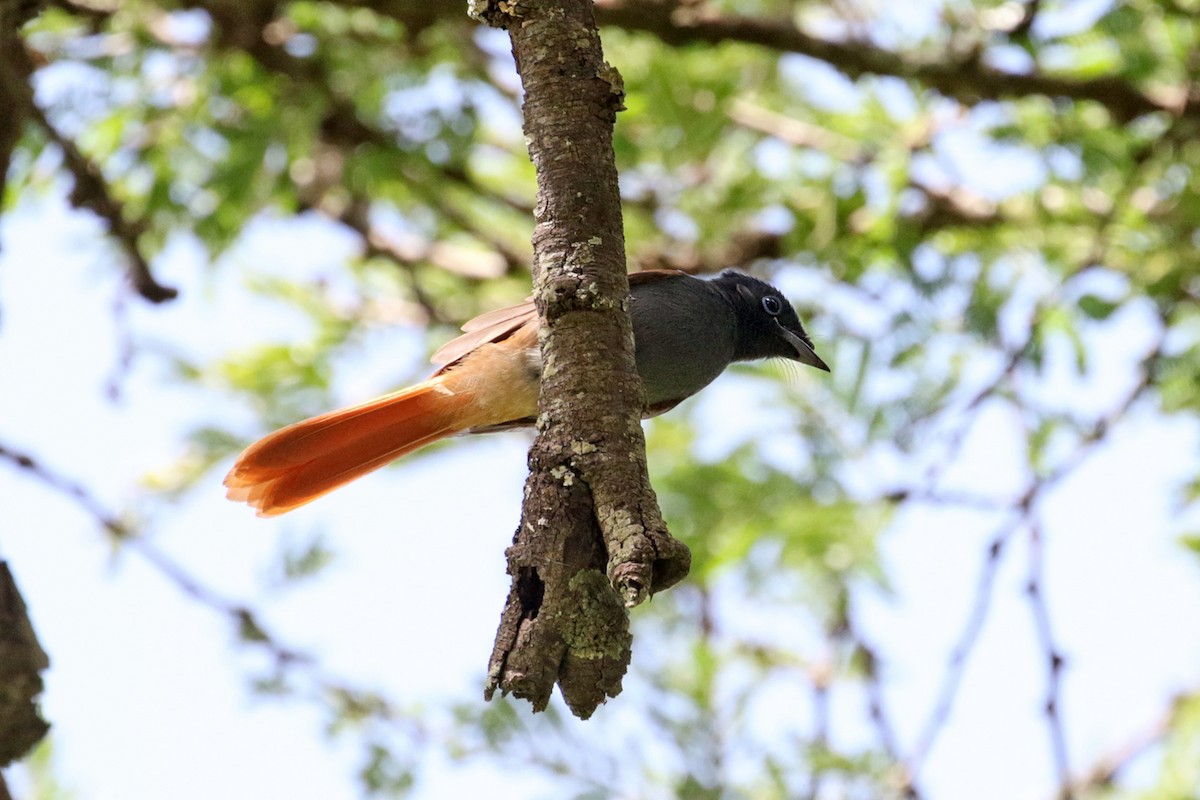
left=761, top=296, right=783, bottom=316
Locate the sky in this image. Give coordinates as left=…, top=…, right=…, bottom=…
left=2, top=184, right=1200, bottom=800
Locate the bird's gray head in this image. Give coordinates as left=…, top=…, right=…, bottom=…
left=713, top=270, right=830, bottom=372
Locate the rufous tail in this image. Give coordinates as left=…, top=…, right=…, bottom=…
left=224, top=378, right=474, bottom=516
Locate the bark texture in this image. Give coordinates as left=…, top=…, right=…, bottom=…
left=0, top=1, right=41, bottom=211
left=0, top=562, right=50, bottom=766
left=472, top=0, right=690, bottom=718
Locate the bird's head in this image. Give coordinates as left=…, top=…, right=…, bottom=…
left=714, top=270, right=830, bottom=372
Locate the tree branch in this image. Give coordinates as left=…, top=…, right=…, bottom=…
left=904, top=324, right=1163, bottom=780
left=0, top=440, right=447, bottom=782
left=184, top=7, right=531, bottom=285
left=592, top=0, right=1196, bottom=122
left=472, top=0, right=689, bottom=719
left=0, top=441, right=329, bottom=694
left=20, top=74, right=178, bottom=303
left=0, top=562, right=50, bottom=767
left=907, top=520, right=1018, bottom=774
left=322, top=0, right=1195, bottom=123
left=0, top=14, right=31, bottom=217
left=1026, top=519, right=1073, bottom=799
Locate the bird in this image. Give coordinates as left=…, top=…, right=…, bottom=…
left=224, top=269, right=829, bottom=516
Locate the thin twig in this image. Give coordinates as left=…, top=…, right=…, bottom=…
left=906, top=322, right=1163, bottom=779
left=0, top=440, right=451, bottom=785
left=0, top=443, right=306, bottom=669
left=907, top=517, right=1020, bottom=773
left=842, top=611, right=917, bottom=797
left=1065, top=711, right=1170, bottom=796
left=1025, top=519, right=1072, bottom=798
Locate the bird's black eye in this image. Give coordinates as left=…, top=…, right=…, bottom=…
left=761, top=295, right=783, bottom=316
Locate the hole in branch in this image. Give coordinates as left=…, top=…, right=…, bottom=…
left=516, top=566, right=544, bottom=619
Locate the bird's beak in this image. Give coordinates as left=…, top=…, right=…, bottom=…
left=776, top=323, right=831, bottom=372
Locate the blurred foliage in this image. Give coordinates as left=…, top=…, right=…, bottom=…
left=6, top=0, right=1200, bottom=798
left=12, top=739, right=75, bottom=800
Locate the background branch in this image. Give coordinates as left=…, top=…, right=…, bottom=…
left=25, top=93, right=178, bottom=303
left=0, top=562, right=50, bottom=768
left=318, top=0, right=1193, bottom=123
left=592, top=0, right=1194, bottom=122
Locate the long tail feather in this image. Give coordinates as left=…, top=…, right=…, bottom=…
left=224, top=378, right=471, bottom=516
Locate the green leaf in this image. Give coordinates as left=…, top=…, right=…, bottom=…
left=1077, top=294, right=1120, bottom=320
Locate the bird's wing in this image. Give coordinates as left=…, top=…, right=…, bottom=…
left=430, top=300, right=536, bottom=373
left=627, top=268, right=690, bottom=288
left=429, top=270, right=690, bottom=372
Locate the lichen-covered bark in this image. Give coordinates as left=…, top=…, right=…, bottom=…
left=472, top=0, right=690, bottom=718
